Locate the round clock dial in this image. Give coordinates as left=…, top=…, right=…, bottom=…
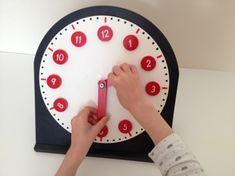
left=39, top=14, right=169, bottom=144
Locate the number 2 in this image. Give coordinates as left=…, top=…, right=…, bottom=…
left=141, top=56, right=156, bottom=71
left=146, top=59, right=151, bottom=68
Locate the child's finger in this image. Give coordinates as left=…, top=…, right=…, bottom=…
left=91, top=113, right=98, bottom=121
left=78, top=107, right=97, bottom=119
left=88, top=117, right=97, bottom=125
left=120, top=63, right=131, bottom=73
left=93, top=116, right=109, bottom=133
left=87, top=114, right=98, bottom=126
left=84, top=106, right=97, bottom=113
left=112, top=65, right=122, bottom=76
left=130, top=64, right=137, bottom=73
left=108, top=73, right=116, bottom=86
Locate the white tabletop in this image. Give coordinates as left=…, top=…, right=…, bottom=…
left=0, top=51, right=234, bottom=176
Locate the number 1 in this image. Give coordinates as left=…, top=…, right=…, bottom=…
left=128, top=39, right=132, bottom=48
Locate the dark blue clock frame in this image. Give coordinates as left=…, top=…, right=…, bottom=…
left=34, top=6, right=179, bottom=162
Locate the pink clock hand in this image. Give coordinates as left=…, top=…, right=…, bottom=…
left=97, top=79, right=108, bottom=120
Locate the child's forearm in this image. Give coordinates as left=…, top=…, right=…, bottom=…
left=55, top=107, right=109, bottom=176
left=55, top=147, right=85, bottom=176
left=131, top=101, right=206, bottom=176
left=129, top=100, right=173, bottom=145
left=148, top=133, right=206, bottom=176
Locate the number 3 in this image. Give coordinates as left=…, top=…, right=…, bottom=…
left=151, top=85, right=156, bottom=93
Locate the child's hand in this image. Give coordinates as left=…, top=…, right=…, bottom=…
left=108, top=63, right=150, bottom=113
left=108, top=63, right=172, bottom=145
left=56, top=107, right=109, bottom=176
left=70, top=106, right=109, bottom=155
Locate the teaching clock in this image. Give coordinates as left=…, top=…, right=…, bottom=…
left=34, top=6, right=179, bottom=162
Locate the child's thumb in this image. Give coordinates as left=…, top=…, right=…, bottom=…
left=94, top=116, right=109, bottom=133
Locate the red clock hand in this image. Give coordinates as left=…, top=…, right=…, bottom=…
left=97, top=79, right=108, bottom=120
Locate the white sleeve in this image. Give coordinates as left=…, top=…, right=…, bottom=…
left=148, top=133, right=206, bottom=176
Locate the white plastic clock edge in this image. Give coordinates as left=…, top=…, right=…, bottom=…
left=39, top=15, right=170, bottom=144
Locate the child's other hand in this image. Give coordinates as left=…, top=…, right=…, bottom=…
left=108, top=63, right=172, bottom=145
left=70, top=106, right=109, bottom=156
left=55, top=107, right=108, bottom=176
left=108, top=63, right=150, bottom=113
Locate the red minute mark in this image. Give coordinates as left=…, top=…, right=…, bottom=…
left=71, top=24, right=75, bottom=30
left=136, top=28, right=140, bottom=34
left=157, top=54, right=163, bottom=59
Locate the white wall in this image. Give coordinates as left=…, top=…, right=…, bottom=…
left=0, top=0, right=235, bottom=72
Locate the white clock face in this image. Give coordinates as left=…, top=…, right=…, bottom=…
left=39, top=15, right=169, bottom=144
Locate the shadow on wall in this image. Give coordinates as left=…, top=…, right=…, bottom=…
left=71, top=0, right=181, bottom=69
left=71, top=0, right=161, bottom=25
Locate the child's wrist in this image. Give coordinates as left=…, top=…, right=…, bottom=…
left=129, top=98, right=153, bottom=116
left=70, top=139, right=92, bottom=156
